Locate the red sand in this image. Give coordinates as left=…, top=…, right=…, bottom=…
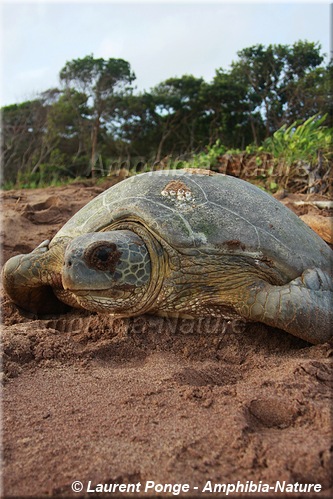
left=1, top=182, right=332, bottom=498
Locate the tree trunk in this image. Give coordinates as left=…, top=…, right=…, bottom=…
left=250, top=115, right=258, bottom=146
left=155, top=128, right=172, bottom=163
left=90, top=118, right=100, bottom=178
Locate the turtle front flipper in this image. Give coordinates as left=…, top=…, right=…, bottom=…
left=2, top=240, right=69, bottom=315
left=238, top=268, right=333, bottom=344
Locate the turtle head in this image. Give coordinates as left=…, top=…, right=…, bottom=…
left=62, top=230, right=153, bottom=315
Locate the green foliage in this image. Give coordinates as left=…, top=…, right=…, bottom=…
left=187, top=141, right=227, bottom=169
left=60, top=55, right=136, bottom=174
left=1, top=42, right=332, bottom=189
left=59, top=55, right=136, bottom=95
left=170, top=114, right=332, bottom=195
left=260, top=114, right=332, bottom=164
left=232, top=40, right=325, bottom=137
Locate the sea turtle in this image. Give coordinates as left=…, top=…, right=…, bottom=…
left=2, top=169, right=333, bottom=344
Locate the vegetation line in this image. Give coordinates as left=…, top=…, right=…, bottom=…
left=2, top=41, right=332, bottom=193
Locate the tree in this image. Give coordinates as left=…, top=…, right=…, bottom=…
left=283, top=64, right=332, bottom=125
left=3, top=43, right=330, bottom=187
left=203, top=68, right=263, bottom=147
left=45, top=89, right=92, bottom=175
left=59, top=55, right=136, bottom=175
left=116, top=75, right=208, bottom=163
left=2, top=99, right=50, bottom=184
left=147, top=75, right=207, bottom=161
left=231, top=41, right=325, bottom=137
left=114, top=92, right=158, bottom=160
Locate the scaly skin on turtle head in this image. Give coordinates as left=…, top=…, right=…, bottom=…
left=62, top=230, right=155, bottom=315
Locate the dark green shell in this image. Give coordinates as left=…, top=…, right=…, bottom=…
left=53, top=170, right=332, bottom=281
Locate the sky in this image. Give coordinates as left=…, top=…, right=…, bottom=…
left=1, top=0, right=331, bottom=107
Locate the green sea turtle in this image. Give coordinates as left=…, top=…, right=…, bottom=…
left=2, top=169, right=332, bottom=344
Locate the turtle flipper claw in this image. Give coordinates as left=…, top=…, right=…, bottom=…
left=34, top=239, right=50, bottom=252
left=299, top=268, right=333, bottom=291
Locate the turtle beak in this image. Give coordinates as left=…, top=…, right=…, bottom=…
left=62, top=245, right=112, bottom=291
left=62, top=254, right=84, bottom=290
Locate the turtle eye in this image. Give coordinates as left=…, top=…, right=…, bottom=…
left=84, top=242, right=122, bottom=272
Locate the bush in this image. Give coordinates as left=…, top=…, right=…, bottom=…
left=260, top=114, right=332, bottom=165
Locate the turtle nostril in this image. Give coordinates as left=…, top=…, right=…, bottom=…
left=67, top=260, right=72, bottom=267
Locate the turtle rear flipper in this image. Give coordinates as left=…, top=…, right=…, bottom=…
left=239, top=269, right=333, bottom=344
left=2, top=242, right=69, bottom=316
